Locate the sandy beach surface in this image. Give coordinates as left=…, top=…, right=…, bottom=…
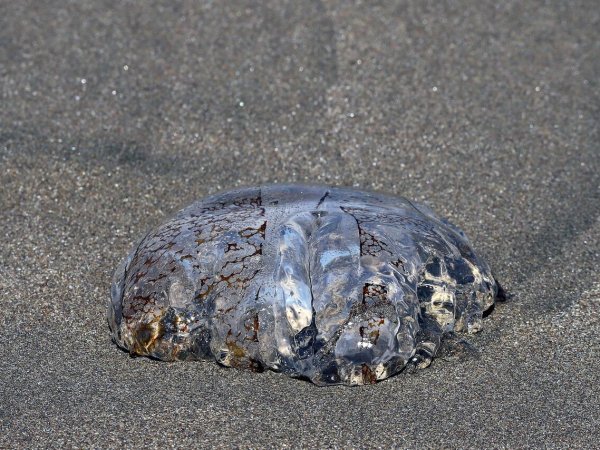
left=1, top=1, right=599, bottom=448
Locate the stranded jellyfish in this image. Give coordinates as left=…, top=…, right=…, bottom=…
left=108, top=185, right=500, bottom=385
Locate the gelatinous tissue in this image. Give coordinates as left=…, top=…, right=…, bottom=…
left=108, top=185, right=500, bottom=385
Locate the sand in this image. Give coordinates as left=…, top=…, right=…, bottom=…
left=1, top=1, right=599, bottom=448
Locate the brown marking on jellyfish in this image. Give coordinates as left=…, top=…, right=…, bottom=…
left=239, top=220, right=267, bottom=239
left=131, top=315, right=165, bottom=354
left=225, top=329, right=247, bottom=359
left=340, top=207, right=400, bottom=261
left=217, top=305, right=236, bottom=315
left=123, top=294, right=154, bottom=319
left=362, top=283, right=389, bottom=307
left=244, top=312, right=260, bottom=342
left=143, top=255, right=158, bottom=267
left=391, top=258, right=406, bottom=272
left=146, top=273, right=167, bottom=284
left=225, top=242, right=241, bottom=253
left=220, top=246, right=262, bottom=272
left=369, top=329, right=381, bottom=345
left=133, top=270, right=147, bottom=283
left=195, top=277, right=216, bottom=302
left=361, top=364, right=378, bottom=384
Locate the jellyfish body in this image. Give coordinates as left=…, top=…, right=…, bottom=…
left=109, top=185, right=498, bottom=385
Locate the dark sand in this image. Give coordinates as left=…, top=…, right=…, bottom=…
left=1, top=1, right=599, bottom=448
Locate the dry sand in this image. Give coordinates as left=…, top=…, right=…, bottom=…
left=1, top=1, right=599, bottom=448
